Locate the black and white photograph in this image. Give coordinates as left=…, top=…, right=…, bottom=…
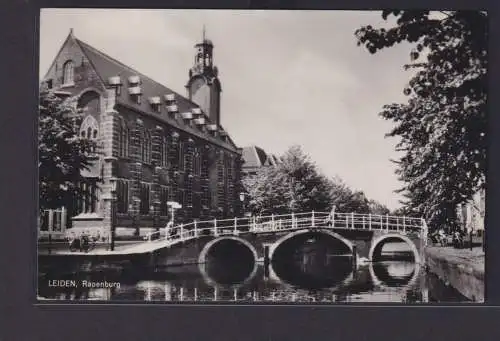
left=37, top=9, right=486, bottom=303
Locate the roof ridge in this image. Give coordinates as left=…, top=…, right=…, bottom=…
left=75, top=38, right=187, bottom=100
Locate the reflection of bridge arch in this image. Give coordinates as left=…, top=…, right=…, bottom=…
left=369, top=233, right=421, bottom=263
left=198, top=261, right=258, bottom=289
left=198, top=236, right=259, bottom=264
left=269, top=228, right=355, bottom=261
left=368, top=261, right=421, bottom=290
left=267, top=263, right=355, bottom=292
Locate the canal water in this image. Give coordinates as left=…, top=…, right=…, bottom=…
left=38, top=243, right=469, bottom=303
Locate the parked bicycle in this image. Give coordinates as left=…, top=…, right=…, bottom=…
left=428, top=229, right=448, bottom=246
left=68, top=231, right=98, bottom=252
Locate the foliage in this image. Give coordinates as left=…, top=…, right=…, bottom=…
left=39, top=90, right=98, bottom=212
left=242, top=146, right=332, bottom=215
left=368, top=199, right=390, bottom=215
left=242, top=146, right=388, bottom=216
left=355, top=11, right=487, bottom=228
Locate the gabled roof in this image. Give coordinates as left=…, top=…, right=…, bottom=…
left=242, top=145, right=278, bottom=169
left=69, top=36, right=238, bottom=153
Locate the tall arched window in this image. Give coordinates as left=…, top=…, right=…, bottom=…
left=63, top=60, right=74, bottom=85
left=160, top=135, right=168, bottom=167
left=79, top=115, right=99, bottom=153
left=118, top=119, right=129, bottom=158
left=178, top=141, right=185, bottom=171
left=141, top=130, right=152, bottom=164
left=193, top=147, right=201, bottom=176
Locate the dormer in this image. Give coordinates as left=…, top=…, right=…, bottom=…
left=164, top=93, right=176, bottom=103
left=128, top=75, right=141, bottom=85
left=128, top=86, right=142, bottom=104
left=181, top=112, right=193, bottom=126
left=194, top=117, right=206, bottom=126
left=108, top=76, right=122, bottom=95
left=166, top=103, right=178, bottom=115
left=192, top=107, right=202, bottom=116
left=149, top=96, right=161, bottom=113
left=219, top=130, right=229, bottom=142
left=128, top=76, right=142, bottom=104
left=207, top=124, right=218, bottom=137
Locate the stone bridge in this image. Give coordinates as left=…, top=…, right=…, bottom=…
left=120, top=211, right=428, bottom=268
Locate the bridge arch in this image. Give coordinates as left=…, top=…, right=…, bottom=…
left=269, top=228, right=355, bottom=262
left=198, top=236, right=259, bottom=265
left=368, top=233, right=421, bottom=264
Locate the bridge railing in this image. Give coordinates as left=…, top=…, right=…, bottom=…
left=143, top=211, right=426, bottom=244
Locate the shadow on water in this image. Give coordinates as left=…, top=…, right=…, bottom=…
left=201, top=239, right=256, bottom=286
left=37, top=251, right=471, bottom=303
left=370, top=261, right=416, bottom=287
left=270, top=232, right=354, bottom=290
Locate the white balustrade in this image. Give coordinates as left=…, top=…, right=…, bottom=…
left=128, top=211, right=426, bottom=255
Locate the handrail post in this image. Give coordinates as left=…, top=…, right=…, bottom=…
left=252, top=216, right=256, bottom=232
left=194, top=220, right=198, bottom=237
left=61, top=207, right=66, bottom=234
left=345, top=214, right=348, bottom=229
left=180, top=224, right=184, bottom=240
left=48, top=209, right=54, bottom=233
left=311, top=210, right=315, bottom=228
left=213, top=218, right=218, bottom=236
left=362, top=215, right=365, bottom=229
left=233, top=217, right=238, bottom=235
left=396, top=217, right=399, bottom=232
left=369, top=213, right=372, bottom=230
left=403, top=216, right=406, bottom=233
left=386, top=214, right=389, bottom=231
left=271, top=214, right=275, bottom=230
left=351, top=212, right=354, bottom=229
left=291, top=212, right=295, bottom=229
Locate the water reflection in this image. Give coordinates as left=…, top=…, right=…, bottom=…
left=38, top=258, right=468, bottom=303
left=370, top=261, right=419, bottom=288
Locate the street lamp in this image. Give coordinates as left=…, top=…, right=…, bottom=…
left=151, top=201, right=159, bottom=233
left=239, top=192, right=246, bottom=217
left=132, top=195, right=140, bottom=237
left=167, top=201, right=182, bottom=225
left=109, top=178, right=117, bottom=251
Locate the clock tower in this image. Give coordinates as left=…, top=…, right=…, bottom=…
left=186, top=28, right=222, bottom=126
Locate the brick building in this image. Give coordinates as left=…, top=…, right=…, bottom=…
left=40, top=29, right=243, bottom=238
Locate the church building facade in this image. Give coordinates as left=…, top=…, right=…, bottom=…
left=40, top=30, right=243, bottom=238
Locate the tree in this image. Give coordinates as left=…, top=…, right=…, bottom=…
left=355, top=11, right=487, bottom=229
left=368, top=199, right=390, bottom=215
left=242, top=145, right=333, bottom=215
left=39, top=90, right=97, bottom=212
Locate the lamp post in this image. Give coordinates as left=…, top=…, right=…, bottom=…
left=167, top=201, right=181, bottom=226
left=152, top=200, right=161, bottom=235
left=132, top=195, right=140, bottom=237
left=239, top=192, right=246, bottom=217
left=109, top=178, right=117, bottom=251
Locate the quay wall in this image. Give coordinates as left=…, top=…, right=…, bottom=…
left=424, top=247, right=484, bottom=302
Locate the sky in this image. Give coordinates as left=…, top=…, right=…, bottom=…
left=39, top=9, right=418, bottom=210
